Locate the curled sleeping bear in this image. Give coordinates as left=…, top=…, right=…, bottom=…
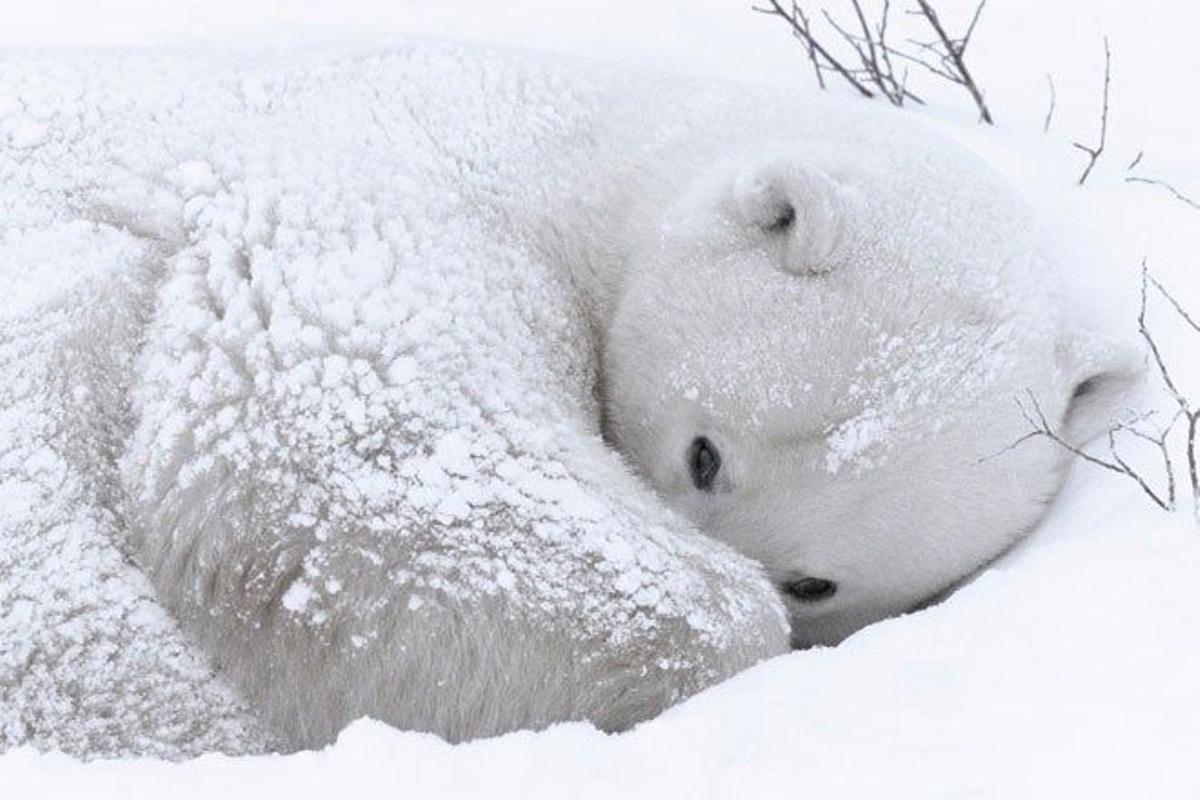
left=0, top=42, right=1137, bottom=756
left=603, top=144, right=1140, bottom=647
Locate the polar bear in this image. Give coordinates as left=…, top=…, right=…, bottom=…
left=602, top=144, right=1141, bottom=647
left=1, top=42, right=1137, bottom=756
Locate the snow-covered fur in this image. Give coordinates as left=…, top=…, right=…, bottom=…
left=603, top=142, right=1141, bottom=647
left=0, top=42, right=1135, bottom=758
left=0, top=45, right=789, bottom=758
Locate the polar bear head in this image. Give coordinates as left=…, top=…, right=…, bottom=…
left=603, top=144, right=1140, bottom=647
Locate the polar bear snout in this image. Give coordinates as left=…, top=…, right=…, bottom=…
left=780, top=576, right=838, bottom=604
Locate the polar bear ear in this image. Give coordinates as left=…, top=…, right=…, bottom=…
left=731, top=160, right=852, bottom=276
left=1058, top=333, right=1146, bottom=445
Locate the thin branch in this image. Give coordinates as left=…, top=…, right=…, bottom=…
left=1127, top=150, right=1144, bottom=170
left=1073, top=36, right=1111, bottom=185
left=1138, top=262, right=1200, bottom=518
left=1114, top=410, right=1183, bottom=510
left=753, top=1, right=875, bottom=98
left=822, top=9, right=876, bottom=76
left=1107, top=426, right=1175, bottom=510
left=1138, top=260, right=1186, bottom=404
left=1004, top=261, right=1200, bottom=519
left=820, top=2, right=923, bottom=106
left=961, top=0, right=986, bottom=46
left=1124, top=176, right=1200, bottom=212
left=1043, top=73, right=1056, bottom=133
left=851, top=0, right=884, bottom=88
left=1189, top=413, right=1200, bottom=520
left=1013, top=390, right=1171, bottom=510
left=875, top=0, right=922, bottom=105
left=794, top=3, right=826, bottom=89
left=887, top=39, right=961, bottom=82
left=1148, top=274, right=1200, bottom=334
left=913, top=0, right=994, bottom=123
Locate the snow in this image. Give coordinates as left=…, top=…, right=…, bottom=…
left=2, top=0, right=1199, bottom=796
left=7, top=490, right=1200, bottom=798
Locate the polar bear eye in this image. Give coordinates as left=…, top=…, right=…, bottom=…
left=687, top=436, right=721, bottom=491
left=764, top=202, right=795, bottom=233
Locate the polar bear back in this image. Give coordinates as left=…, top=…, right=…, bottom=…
left=1, top=43, right=795, bottom=756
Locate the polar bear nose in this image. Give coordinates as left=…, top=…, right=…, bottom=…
left=781, top=576, right=838, bottom=603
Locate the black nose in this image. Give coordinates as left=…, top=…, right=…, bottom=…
left=782, top=577, right=837, bottom=603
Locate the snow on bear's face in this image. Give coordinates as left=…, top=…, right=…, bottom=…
left=604, top=146, right=1140, bottom=647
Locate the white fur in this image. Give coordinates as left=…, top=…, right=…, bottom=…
left=0, top=42, right=1137, bottom=756
left=603, top=137, right=1142, bottom=645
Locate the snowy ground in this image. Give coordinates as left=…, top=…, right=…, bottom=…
left=3, top=0, right=1199, bottom=796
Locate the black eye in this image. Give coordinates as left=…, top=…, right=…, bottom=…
left=765, top=202, right=795, bottom=233
left=687, top=436, right=721, bottom=492
left=782, top=577, right=838, bottom=603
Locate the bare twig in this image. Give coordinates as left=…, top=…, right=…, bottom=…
left=1073, top=36, right=1111, bottom=185
left=910, top=0, right=994, bottom=123
left=756, top=0, right=1011, bottom=114
left=1014, top=390, right=1172, bottom=510
left=1111, top=425, right=1177, bottom=509
left=851, top=0, right=883, bottom=87
left=1148, top=274, right=1200, bottom=334
left=1127, top=150, right=1144, bottom=170
left=753, top=0, right=876, bottom=98
left=1189, top=414, right=1200, bottom=520
left=822, top=9, right=883, bottom=86
left=795, top=4, right=826, bottom=89
left=875, top=3, right=919, bottom=105
left=1043, top=73, right=1056, bottom=133
left=1124, top=176, right=1200, bottom=212
left=819, top=1, right=924, bottom=106
left=1114, top=411, right=1183, bottom=509
left=1007, top=261, right=1200, bottom=520
left=1138, top=261, right=1184, bottom=401
left=1131, top=261, right=1198, bottom=516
